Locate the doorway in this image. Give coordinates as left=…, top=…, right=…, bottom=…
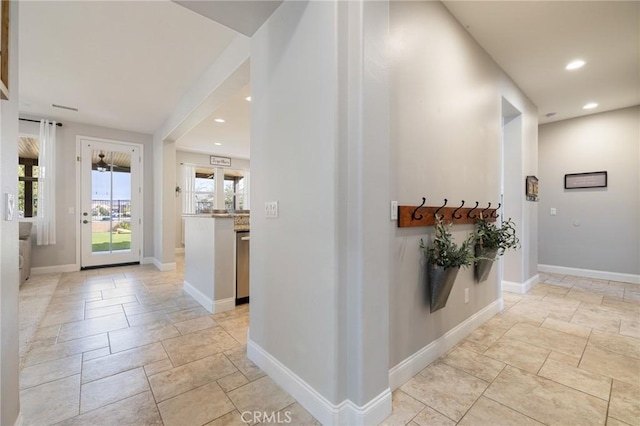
left=79, top=137, right=143, bottom=268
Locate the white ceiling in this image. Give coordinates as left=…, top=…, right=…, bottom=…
left=19, top=0, right=239, bottom=134
left=443, top=1, right=640, bottom=124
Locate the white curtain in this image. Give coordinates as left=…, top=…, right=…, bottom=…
left=182, top=164, right=196, bottom=214
left=37, top=120, right=57, bottom=245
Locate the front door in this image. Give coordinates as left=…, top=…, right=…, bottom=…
left=80, top=138, right=142, bottom=268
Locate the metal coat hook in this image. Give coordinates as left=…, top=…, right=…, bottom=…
left=452, top=200, right=465, bottom=219
left=467, top=201, right=479, bottom=219
left=434, top=199, right=448, bottom=218
left=481, top=202, right=492, bottom=218
left=491, top=203, right=501, bottom=218
left=412, top=197, right=426, bottom=221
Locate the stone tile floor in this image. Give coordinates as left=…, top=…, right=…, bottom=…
left=20, top=262, right=639, bottom=425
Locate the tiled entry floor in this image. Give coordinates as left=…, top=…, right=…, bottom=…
left=20, top=264, right=639, bottom=426
left=383, top=273, right=640, bottom=426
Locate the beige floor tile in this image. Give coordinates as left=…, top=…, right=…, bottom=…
left=84, top=295, right=138, bottom=310
left=158, top=382, right=235, bottom=426
left=174, top=315, right=217, bottom=335
left=149, top=353, right=237, bottom=402
left=589, top=330, right=640, bottom=359
left=67, top=281, right=115, bottom=294
left=82, top=342, right=168, bottom=383
left=84, top=304, right=124, bottom=319
left=20, top=354, right=82, bottom=390
left=579, top=345, right=640, bottom=386
left=226, top=326, right=248, bottom=345
left=508, top=297, right=580, bottom=322
left=39, top=309, right=85, bottom=328
left=58, top=313, right=129, bottom=342
left=411, top=407, right=455, bottom=426
left=25, top=333, right=109, bottom=367
left=204, top=411, right=247, bottom=426
left=82, top=347, right=111, bottom=362
left=563, top=289, right=604, bottom=304
left=484, top=337, right=550, bottom=373
left=126, top=310, right=171, bottom=327
left=458, top=396, right=544, bottom=426
left=20, top=374, right=80, bottom=426
left=571, top=304, right=623, bottom=334
left=227, top=376, right=296, bottom=417
left=380, top=390, right=425, bottom=426
left=484, top=366, right=608, bottom=426
left=58, top=391, right=163, bottom=426
left=144, top=358, right=174, bottom=377
left=49, top=291, right=102, bottom=305
left=609, top=380, right=640, bottom=426
left=108, top=321, right=180, bottom=353
left=162, top=326, right=240, bottom=366
left=224, top=346, right=266, bottom=381
left=217, top=315, right=249, bottom=331
left=538, top=358, right=611, bottom=400
left=547, top=351, right=581, bottom=367
left=217, top=371, right=249, bottom=393
left=166, top=306, right=212, bottom=323
left=505, top=322, right=588, bottom=357
left=80, top=367, right=149, bottom=413
left=441, top=346, right=505, bottom=381
left=33, top=324, right=60, bottom=341
left=532, top=283, right=571, bottom=296
left=541, top=317, right=592, bottom=338
left=620, top=319, right=640, bottom=339
left=606, top=417, right=634, bottom=426
left=123, top=300, right=179, bottom=316
left=400, top=362, right=488, bottom=422
left=458, top=324, right=506, bottom=353
left=260, top=402, right=320, bottom=426
left=603, top=298, right=640, bottom=314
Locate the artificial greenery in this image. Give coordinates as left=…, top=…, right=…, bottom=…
left=420, top=215, right=474, bottom=269
left=473, top=216, right=520, bottom=258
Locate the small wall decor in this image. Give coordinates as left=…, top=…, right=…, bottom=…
left=525, top=175, right=539, bottom=202
left=210, top=156, right=231, bottom=167
left=564, top=171, right=607, bottom=189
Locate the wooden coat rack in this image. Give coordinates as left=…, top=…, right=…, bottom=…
left=397, top=199, right=499, bottom=228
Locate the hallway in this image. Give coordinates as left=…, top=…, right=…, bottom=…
left=18, top=262, right=639, bottom=425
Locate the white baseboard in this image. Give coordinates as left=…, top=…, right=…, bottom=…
left=31, top=264, right=77, bottom=275
left=503, top=274, right=539, bottom=294
left=214, top=297, right=235, bottom=313
left=14, top=412, right=23, bottom=426
left=183, top=280, right=213, bottom=312
left=388, top=298, right=503, bottom=390
left=141, top=257, right=155, bottom=265
left=175, top=247, right=185, bottom=254
left=247, top=340, right=392, bottom=425
left=539, top=264, right=640, bottom=285
left=152, top=258, right=176, bottom=272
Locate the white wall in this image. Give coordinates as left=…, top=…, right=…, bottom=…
left=539, top=106, right=640, bottom=276
left=174, top=150, right=250, bottom=249
left=0, top=2, right=21, bottom=423
left=389, top=1, right=538, bottom=368
left=18, top=119, right=154, bottom=270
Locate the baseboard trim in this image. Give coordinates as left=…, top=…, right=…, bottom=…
left=152, top=258, right=176, bottom=272
left=183, top=280, right=213, bottom=312
left=31, top=264, right=77, bottom=275
left=14, top=412, right=23, bottom=426
left=388, top=298, right=503, bottom=390
left=141, top=257, right=155, bottom=265
left=214, top=297, right=235, bottom=313
left=175, top=247, right=185, bottom=254
left=539, top=264, right=640, bottom=285
left=247, top=340, right=392, bottom=425
left=503, top=274, right=539, bottom=294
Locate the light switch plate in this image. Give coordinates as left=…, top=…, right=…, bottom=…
left=5, top=193, right=15, bottom=221
left=550, top=208, right=557, bottom=216
left=390, top=201, right=398, bottom=220
left=265, top=201, right=279, bottom=218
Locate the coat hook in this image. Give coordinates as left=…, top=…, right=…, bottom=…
left=412, top=197, right=426, bottom=221
left=452, top=200, right=465, bottom=219
left=467, top=201, right=479, bottom=219
left=491, top=202, right=501, bottom=218
left=434, top=199, right=448, bottom=218
left=481, top=202, right=492, bottom=217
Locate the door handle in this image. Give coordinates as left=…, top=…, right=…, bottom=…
left=83, top=220, right=89, bottom=224
left=83, top=212, right=88, bottom=216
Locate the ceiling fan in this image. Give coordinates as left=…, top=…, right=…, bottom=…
left=96, top=152, right=124, bottom=172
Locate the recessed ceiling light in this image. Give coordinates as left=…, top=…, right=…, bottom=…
left=245, top=96, right=251, bottom=102
left=214, top=142, right=222, bottom=146
left=583, top=102, right=598, bottom=110
left=545, top=112, right=557, bottom=118
left=565, top=60, right=586, bottom=70
left=214, top=118, right=225, bottom=123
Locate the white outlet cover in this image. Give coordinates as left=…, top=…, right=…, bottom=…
left=390, top=201, right=398, bottom=220
left=265, top=201, right=279, bottom=218
left=5, top=193, right=14, bottom=221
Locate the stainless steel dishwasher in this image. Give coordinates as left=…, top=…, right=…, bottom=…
left=236, top=231, right=250, bottom=305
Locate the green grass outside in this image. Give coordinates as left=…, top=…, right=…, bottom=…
left=92, top=231, right=131, bottom=252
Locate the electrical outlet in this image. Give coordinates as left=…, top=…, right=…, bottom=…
left=550, top=208, right=557, bottom=216
left=265, top=201, right=279, bottom=218
left=464, top=288, right=469, bottom=304
left=390, top=201, right=398, bottom=220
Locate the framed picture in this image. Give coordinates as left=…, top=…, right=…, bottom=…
left=210, top=156, right=231, bottom=167
left=525, top=175, right=539, bottom=202
left=564, top=171, right=607, bottom=189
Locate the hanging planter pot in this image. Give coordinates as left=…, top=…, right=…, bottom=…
left=427, top=263, right=460, bottom=313
left=474, top=245, right=498, bottom=283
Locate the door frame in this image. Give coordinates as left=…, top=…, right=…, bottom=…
left=75, top=135, right=144, bottom=269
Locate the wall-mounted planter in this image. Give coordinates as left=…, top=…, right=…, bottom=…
left=427, top=263, right=460, bottom=312
left=474, top=246, right=498, bottom=283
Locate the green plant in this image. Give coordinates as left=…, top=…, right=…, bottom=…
left=473, top=216, right=520, bottom=258
left=420, top=215, right=474, bottom=268
left=118, top=221, right=131, bottom=230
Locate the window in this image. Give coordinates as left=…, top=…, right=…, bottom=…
left=194, top=169, right=215, bottom=213
left=224, top=174, right=245, bottom=211
left=19, top=158, right=39, bottom=218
